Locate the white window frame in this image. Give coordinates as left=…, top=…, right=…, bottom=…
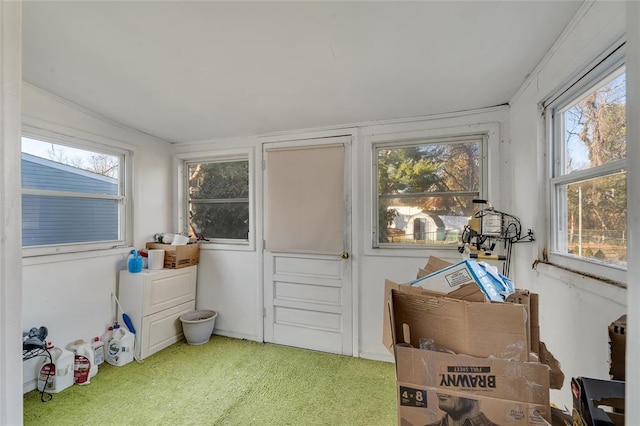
left=544, top=43, right=626, bottom=284
left=364, top=122, right=498, bottom=257
left=177, top=149, right=254, bottom=251
left=21, top=127, right=132, bottom=257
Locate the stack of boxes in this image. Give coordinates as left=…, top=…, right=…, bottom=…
left=383, top=257, right=563, bottom=425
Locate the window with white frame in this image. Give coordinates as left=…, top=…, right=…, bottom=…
left=546, top=46, right=626, bottom=278
left=374, top=135, right=485, bottom=247
left=21, top=135, right=128, bottom=253
left=186, top=158, right=249, bottom=242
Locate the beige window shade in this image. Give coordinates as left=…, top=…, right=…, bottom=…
left=265, top=144, right=344, bottom=254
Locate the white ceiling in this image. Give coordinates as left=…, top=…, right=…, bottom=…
left=22, top=1, right=583, bottom=144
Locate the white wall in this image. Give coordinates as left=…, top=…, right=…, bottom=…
left=21, top=84, right=175, bottom=392
left=194, top=246, right=260, bottom=341
left=509, top=1, right=627, bottom=409
left=174, top=107, right=510, bottom=361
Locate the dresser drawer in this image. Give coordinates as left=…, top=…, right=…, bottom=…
left=140, top=300, right=195, bottom=359
left=143, top=268, right=196, bottom=315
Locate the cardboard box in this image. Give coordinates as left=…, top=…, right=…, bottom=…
left=390, top=288, right=530, bottom=362
left=394, top=345, right=550, bottom=405
left=390, top=289, right=552, bottom=425
left=608, top=315, right=626, bottom=381
left=571, top=377, right=624, bottom=426
left=383, top=256, right=564, bottom=399
left=411, top=258, right=511, bottom=302
left=145, top=242, right=199, bottom=269
left=382, top=279, right=487, bottom=355
left=397, top=384, right=551, bottom=426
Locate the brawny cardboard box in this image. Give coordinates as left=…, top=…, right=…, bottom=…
left=145, top=242, right=199, bottom=269
left=397, top=384, right=551, bottom=426
left=394, top=344, right=550, bottom=405
left=390, top=289, right=552, bottom=425
left=384, top=256, right=567, bottom=425
left=383, top=256, right=564, bottom=389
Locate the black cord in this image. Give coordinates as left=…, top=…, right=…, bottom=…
left=38, top=347, right=54, bottom=402
left=23, top=347, right=54, bottom=402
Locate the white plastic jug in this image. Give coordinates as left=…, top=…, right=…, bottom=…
left=37, top=346, right=74, bottom=393
left=106, top=328, right=134, bottom=367
left=67, top=339, right=97, bottom=385
left=91, top=337, right=105, bottom=365
left=100, top=326, right=114, bottom=348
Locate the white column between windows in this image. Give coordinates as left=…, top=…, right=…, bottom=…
left=626, top=0, right=640, bottom=421
left=0, top=1, right=24, bottom=424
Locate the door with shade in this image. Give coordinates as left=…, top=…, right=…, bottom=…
left=263, top=136, right=352, bottom=355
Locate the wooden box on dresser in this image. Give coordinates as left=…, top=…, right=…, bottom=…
left=118, top=265, right=197, bottom=360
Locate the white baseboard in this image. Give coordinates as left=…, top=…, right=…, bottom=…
left=358, top=351, right=394, bottom=363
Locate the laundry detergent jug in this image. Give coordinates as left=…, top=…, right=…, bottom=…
left=106, top=327, right=134, bottom=367
left=37, top=344, right=74, bottom=393
left=68, top=339, right=97, bottom=385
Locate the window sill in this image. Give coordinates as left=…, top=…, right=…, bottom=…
left=22, top=246, right=132, bottom=266
left=199, top=241, right=255, bottom=252
left=533, top=261, right=626, bottom=305
left=364, top=245, right=461, bottom=259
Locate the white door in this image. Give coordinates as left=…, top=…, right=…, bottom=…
left=263, top=136, right=352, bottom=355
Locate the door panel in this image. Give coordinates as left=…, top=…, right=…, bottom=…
left=263, top=136, right=352, bottom=355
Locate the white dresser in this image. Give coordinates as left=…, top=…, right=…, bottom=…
left=118, top=266, right=197, bottom=360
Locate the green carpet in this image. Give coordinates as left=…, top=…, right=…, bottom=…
left=23, top=337, right=397, bottom=425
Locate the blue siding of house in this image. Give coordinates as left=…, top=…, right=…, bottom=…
left=21, top=158, right=117, bottom=195
left=21, top=156, right=119, bottom=246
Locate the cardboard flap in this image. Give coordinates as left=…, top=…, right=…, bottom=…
left=447, top=283, right=486, bottom=302
left=539, top=341, right=564, bottom=390
left=383, top=279, right=489, bottom=354
left=390, top=289, right=529, bottom=361
left=417, top=256, right=455, bottom=278
left=383, top=279, right=448, bottom=353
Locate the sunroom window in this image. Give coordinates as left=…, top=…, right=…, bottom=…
left=374, top=135, right=485, bottom=247
left=186, top=158, right=250, bottom=242
left=546, top=46, right=626, bottom=279
left=21, top=136, right=128, bottom=253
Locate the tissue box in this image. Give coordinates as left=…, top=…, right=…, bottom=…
left=145, top=243, right=199, bottom=269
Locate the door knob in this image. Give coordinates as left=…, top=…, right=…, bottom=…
left=341, top=252, right=349, bottom=259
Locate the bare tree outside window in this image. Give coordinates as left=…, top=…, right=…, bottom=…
left=560, top=69, right=626, bottom=266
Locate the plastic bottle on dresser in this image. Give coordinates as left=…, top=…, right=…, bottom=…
left=67, top=339, right=97, bottom=385
left=37, top=342, right=74, bottom=394
left=91, top=337, right=105, bottom=366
